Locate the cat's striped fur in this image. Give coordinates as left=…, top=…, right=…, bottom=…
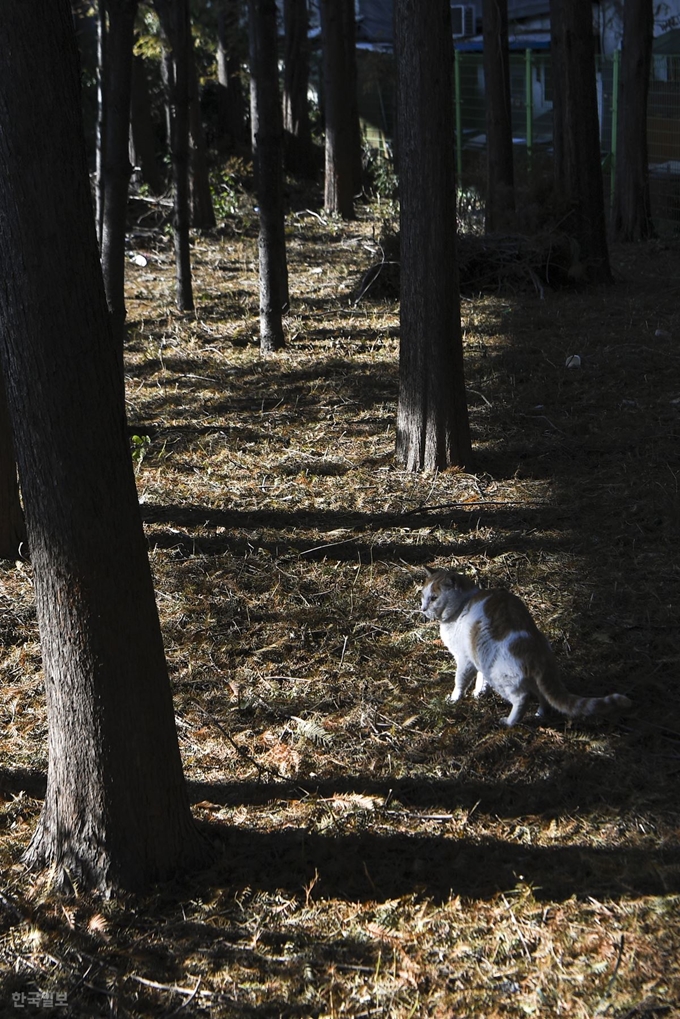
left=421, top=568, right=632, bottom=726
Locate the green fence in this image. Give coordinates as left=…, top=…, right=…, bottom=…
left=357, top=48, right=680, bottom=235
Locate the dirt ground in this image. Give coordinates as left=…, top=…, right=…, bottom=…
left=0, top=203, right=679, bottom=1017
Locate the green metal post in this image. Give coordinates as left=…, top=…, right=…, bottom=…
left=454, top=47, right=463, bottom=184
left=525, top=49, right=533, bottom=173
left=610, top=49, right=620, bottom=211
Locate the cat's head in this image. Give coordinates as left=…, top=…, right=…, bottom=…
left=420, top=567, right=476, bottom=620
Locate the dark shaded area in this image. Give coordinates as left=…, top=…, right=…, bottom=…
left=4, top=732, right=678, bottom=905
left=200, top=823, right=680, bottom=904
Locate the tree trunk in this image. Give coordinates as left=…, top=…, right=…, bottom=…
left=95, top=0, right=107, bottom=245
left=129, top=54, right=164, bottom=194
left=549, top=0, right=612, bottom=283
left=283, top=0, right=316, bottom=177
left=248, top=0, right=288, bottom=353
left=319, top=0, right=358, bottom=219
left=100, top=0, right=139, bottom=357
left=217, top=0, right=250, bottom=154
left=0, top=1, right=207, bottom=893
left=613, top=0, right=654, bottom=241
left=155, top=0, right=195, bottom=311
left=341, top=0, right=363, bottom=195
left=188, top=29, right=217, bottom=229
left=394, top=0, right=471, bottom=472
left=0, top=375, right=26, bottom=561
left=482, top=0, right=515, bottom=232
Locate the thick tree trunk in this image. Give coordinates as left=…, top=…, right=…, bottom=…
left=100, top=0, right=139, bottom=357
left=0, top=375, right=26, bottom=561
left=320, top=0, right=358, bottom=219
left=549, top=0, right=612, bottom=283
left=482, top=0, right=515, bottom=232
left=217, top=0, right=250, bottom=154
left=394, top=0, right=471, bottom=472
left=129, top=54, right=164, bottom=194
left=283, top=0, right=315, bottom=177
left=613, top=0, right=654, bottom=241
left=155, top=0, right=195, bottom=311
left=188, top=30, right=217, bottom=229
left=248, top=0, right=288, bottom=353
left=0, top=1, right=207, bottom=893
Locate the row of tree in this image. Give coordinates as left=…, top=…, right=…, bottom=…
left=483, top=0, right=653, bottom=255
left=91, top=0, right=657, bottom=470
left=91, top=0, right=364, bottom=358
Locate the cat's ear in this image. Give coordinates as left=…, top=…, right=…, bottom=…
left=423, top=566, right=435, bottom=578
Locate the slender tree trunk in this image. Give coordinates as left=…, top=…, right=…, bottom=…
left=283, top=0, right=315, bottom=177
left=129, top=54, right=164, bottom=194
left=155, top=0, right=194, bottom=310
left=95, top=0, right=107, bottom=245
left=160, top=43, right=174, bottom=158
left=613, top=0, right=654, bottom=241
left=217, top=0, right=249, bottom=154
left=100, top=0, right=139, bottom=357
left=483, top=0, right=515, bottom=232
left=248, top=0, right=288, bottom=353
left=0, top=375, right=26, bottom=561
left=549, top=0, right=612, bottom=283
left=0, top=1, right=207, bottom=893
left=188, top=29, right=216, bottom=229
left=342, top=0, right=363, bottom=194
left=319, top=0, right=358, bottom=218
left=394, top=0, right=471, bottom=472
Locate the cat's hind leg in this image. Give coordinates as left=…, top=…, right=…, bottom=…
left=473, top=671, right=489, bottom=698
left=504, top=693, right=530, bottom=726
left=448, top=661, right=477, bottom=703
left=535, top=693, right=550, bottom=720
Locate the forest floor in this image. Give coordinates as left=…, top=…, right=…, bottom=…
left=0, top=189, right=679, bottom=1018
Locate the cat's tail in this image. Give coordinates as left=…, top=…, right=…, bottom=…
left=538, top=664, right=632, bottom=718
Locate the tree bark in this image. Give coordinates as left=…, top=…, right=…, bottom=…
left=482, top=0, right=515, bottom=232
left=129, top=54, right=164, bottom=194
left=283, top=0, right=316, bottom=177
left=613, top=0, right=654, bottom=241
left=95, top=0, right=107, bottom=245
left=188, top=29, right=217, bottom=229
left=217, top=0, right=250, bottom=154
left=248, top=0, right=289, bottom=353
left=100, top=0, right=139, bottom=358
left=0, top=375, right=26, bottom=561
left=0, top=0, right=207, bottom=893
left=549, top=0, right=612, bottom=283
left=341, top=0, right=363, bottom=195
left=394, top=0, right=471, bottom=472
left=319, top=0, right=359, bottom=219
left=155, top=0, right=195, bottom=311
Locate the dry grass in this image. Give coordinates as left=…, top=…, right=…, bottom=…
left=0, top=198, right=679, bottom=1017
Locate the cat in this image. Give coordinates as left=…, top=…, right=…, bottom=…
left=420, top=567, right=632, bottom=726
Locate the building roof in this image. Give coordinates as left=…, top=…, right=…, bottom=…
left=456, top=31, right=551, bottom=53
left=653, top=28, right=680, bottom=53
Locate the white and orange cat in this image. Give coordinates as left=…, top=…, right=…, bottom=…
left=421, top=567, right=632, bottom=726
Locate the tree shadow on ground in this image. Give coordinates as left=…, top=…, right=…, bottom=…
left=140, top=501, right=571, bottom=564
left=198, top=822, right=680, bottom=904
left=2, top=766, right=676, bottom=906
